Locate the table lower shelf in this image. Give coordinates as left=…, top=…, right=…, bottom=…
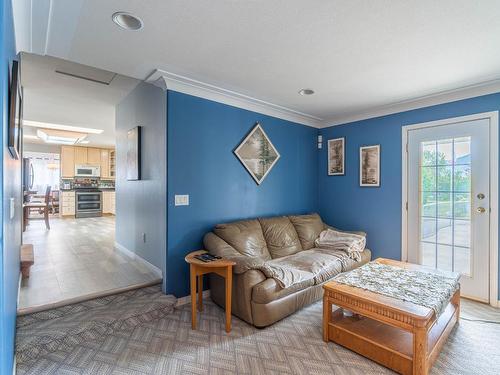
left=328, top=302, right=457, bottom=375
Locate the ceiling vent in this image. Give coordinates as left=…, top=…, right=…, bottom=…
left=55, top=63, right=117, bottom=85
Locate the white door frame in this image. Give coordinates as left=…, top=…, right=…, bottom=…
left=401, top=111, right=499, bottom=307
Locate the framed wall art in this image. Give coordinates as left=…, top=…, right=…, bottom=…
left=127, top=126, right=142, bottom=180
left=234, top=123, right=280, bottom=185
left=328, top=137, right=345, bottom=175
left=360, top=145, right=380, bottom=187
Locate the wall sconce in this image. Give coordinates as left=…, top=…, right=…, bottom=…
left=318, top=135, right=323, bottom=149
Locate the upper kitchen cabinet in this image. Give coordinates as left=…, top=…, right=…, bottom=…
left=61, top=146, right=75, bottom=178
left=100, top=149, right=110, bottom=178
left=87, top=148, right=101, bottom=165
left=74, top=147, right=88, bottom=164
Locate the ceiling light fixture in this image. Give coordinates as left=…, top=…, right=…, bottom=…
left=112, top=12, right=143, bottom=31
left=37, top=129, right=88, bottom=145
left=23, top=120, right=104, bottom=134
left=298, top=88, right=315, bottom=96
left=23, top=134, right=39, bottom=140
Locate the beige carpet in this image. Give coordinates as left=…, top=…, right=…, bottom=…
left=16, top=293, right=500, bottom=375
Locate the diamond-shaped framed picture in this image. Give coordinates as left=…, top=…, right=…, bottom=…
left=234, top=123, right=280, bottom=185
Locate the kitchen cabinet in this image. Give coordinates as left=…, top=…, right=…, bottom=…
left=102, top=191, right=115, bottom=214
left=74, top=147, right=88, bottom=164
left=100, top=149, right=110, bottom=178
left=87, top=148, right=101, bottom=164
left=61, top=146, right=75, bottom=178
left=60, top=191, right=75, bottom=216
left=109, top=150, right=116, bottom=179
left=60, top=146, right=115, bottom=180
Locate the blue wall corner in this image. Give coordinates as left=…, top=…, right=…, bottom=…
left=318, top=92, right=500, bottom=298
left=165, top=91, right=319, bottom=297
left=1, top=0, right=20, bottom=373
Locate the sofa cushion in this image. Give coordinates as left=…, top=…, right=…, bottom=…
left=288, top=213, right=324, bottom=250
left=214, top=219, right=271, bottom=260
left=259, top=216, right=302, bottom=259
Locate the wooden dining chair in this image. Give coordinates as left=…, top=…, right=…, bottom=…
left=23, top=186, right=51, bottom=231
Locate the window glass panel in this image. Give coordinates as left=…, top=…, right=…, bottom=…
left=454, top=193, right=470, bottom=219
left=437, top=245, right=453, bottom=271
left=437, top=192, right=452, bottom=218
left=422, top=192, right=437, bottom=217
left=421, top=217, right=436, bottom=242
left=421, top=242, right=436, bottom=268
left=421, top=141, right=437, bottom=166
left=437, top=218, right=453, bottom=245
left=454, top=220, right=471, bottom=248
left=454, top=247, right=471, bottom=276
left=437, top=140, right=453, bottom=165
left=437, top=166, right=452, bottom=191
left=454, top=165, right=471, bottom=192
left=421, top=167, right=436, bottom=191
left=454, top=137, right=471, bottom=165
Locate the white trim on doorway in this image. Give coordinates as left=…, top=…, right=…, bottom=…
left=401, top=111, right=499, bottom=307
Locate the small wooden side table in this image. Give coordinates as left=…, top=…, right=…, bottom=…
left=185, top=250, right=236, bottom=333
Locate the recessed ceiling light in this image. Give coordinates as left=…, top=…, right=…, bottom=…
left=298, top=88, right=315, bottom=96
left=23, top=120, right=104, bottom=134
left=112, top=12, right=143, bottom=31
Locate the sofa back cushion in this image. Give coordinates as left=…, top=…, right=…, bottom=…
left=288, top=213, right=325, bottom=250
left=258, top=217, right=302, bottom=259
left=214, top=219, right=271, bottom=260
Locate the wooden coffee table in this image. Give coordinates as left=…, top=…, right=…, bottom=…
left=323, top=258, right=460, bottom=375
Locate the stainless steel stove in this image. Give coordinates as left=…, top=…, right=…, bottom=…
left=74, top=178, right=102, bottom=218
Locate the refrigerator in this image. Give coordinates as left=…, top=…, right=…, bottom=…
left=23, top=157, right=34, bottom=193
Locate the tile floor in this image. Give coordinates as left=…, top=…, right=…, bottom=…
left=20, top=215, right=162, bottom=312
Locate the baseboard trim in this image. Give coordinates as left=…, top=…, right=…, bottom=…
left=176, top=290, right=211, bottom=307
left=114, top=242, right=163, bottom=279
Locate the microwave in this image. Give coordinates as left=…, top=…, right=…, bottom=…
left=75, top=165, right=101, bottom=177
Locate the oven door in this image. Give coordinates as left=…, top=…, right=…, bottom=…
left=76, top=192, right=102, bottom=217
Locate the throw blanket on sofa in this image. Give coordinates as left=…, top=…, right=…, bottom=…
left=315, top=229, right=366, bottom=261
left=258, top=249, right=351, bottom=289
left=333, top=262, right=460, bottom=316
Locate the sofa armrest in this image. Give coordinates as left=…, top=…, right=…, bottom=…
left=203, top=232, right=265, bottom=274
left=324, top=224, right=366, bottom=238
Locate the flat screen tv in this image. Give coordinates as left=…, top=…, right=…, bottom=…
left=8, top=59, right=22, bottom=160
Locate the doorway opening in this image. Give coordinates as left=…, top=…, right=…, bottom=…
left=19, top=53, right=163, bottom=313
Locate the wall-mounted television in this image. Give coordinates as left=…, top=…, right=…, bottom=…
left=8, top=59, right=22, bottom=160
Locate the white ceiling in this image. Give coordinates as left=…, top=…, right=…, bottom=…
left=14, top=0, right=500, bottom=127
left=20, top=53, right=139, bottom=147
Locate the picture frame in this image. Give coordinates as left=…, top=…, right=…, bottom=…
left=126, top=126, right=141, bottom=180
left=328, top=137, right=345, bottom=175
left=360, top=145, right=380, bottom=187
left=8, top=60, right=22, bottom=160
left=234, top=122, right=280, bottom=185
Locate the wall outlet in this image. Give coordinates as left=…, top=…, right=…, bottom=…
left=142, top=233, right=146, bottom=243
left=175, top=195, right=189, bottom=206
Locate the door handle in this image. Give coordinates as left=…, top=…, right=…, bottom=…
left=477, top=207, right=486, bottom=214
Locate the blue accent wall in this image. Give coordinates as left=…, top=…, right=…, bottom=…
left=318, top=92, right=500, bottom=298
left=166, top=91, right=319, bottom=297
left=1, top=0, right=20, bottom=373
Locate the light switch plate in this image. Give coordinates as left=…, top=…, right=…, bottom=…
left=175, top=195, right=189, bottom=206
left=10, top=198, right=15, bottom=219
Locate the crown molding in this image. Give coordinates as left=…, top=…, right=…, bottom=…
left=145, top=69, right=500, bottom=130
left=145, top=69, right=323, bottom=128
left=321, top=78, right=500, bottom=128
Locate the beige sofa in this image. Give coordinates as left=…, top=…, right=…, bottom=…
left=204, top=213, right=371, bottom=327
